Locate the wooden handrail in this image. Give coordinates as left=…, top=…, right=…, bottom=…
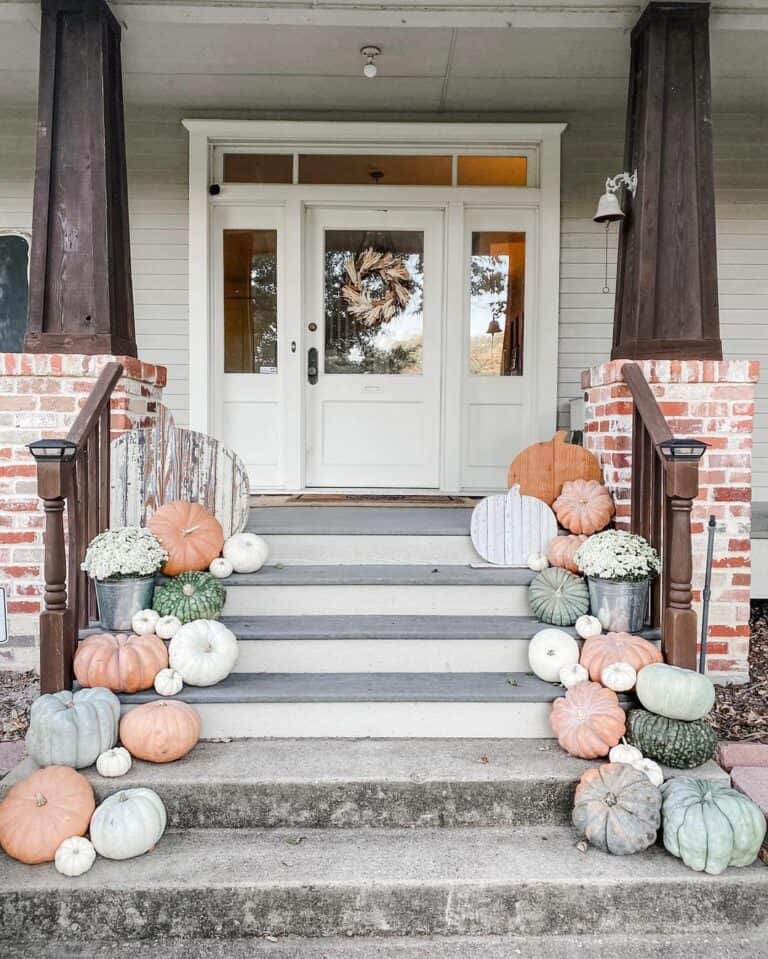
left=621, top=362, right=699, bottom=669
left=35, top=362, right=123, bottom=692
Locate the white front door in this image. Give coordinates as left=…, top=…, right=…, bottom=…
left=305, top=207, right=444, bottom=488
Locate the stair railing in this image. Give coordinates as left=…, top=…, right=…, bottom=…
left=621, top=362, right=699, bottom=669
left=34, top=362, right=123, bottom=693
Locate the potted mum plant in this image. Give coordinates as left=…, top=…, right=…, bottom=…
left=81, top=527, right=168, bottom=631
left=574, top=530, right=660, bottom=633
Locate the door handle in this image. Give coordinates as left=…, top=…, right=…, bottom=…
left=307, top=347, right=318, bottom=385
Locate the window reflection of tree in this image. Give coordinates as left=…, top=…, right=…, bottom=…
left=470, top=233, right=525, bottom=377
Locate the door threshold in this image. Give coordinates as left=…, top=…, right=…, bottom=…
left=251, top=492, right=479, bottom=507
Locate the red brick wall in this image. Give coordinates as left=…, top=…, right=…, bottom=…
left=0, top=354, right=167, bottom=663
left=582, top=359, right=758, bottom=682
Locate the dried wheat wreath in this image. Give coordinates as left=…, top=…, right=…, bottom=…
left=341, top=248, right=412, bottom=328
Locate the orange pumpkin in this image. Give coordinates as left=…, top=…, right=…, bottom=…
left=74, top=632, right=168, bottom=693
left=553, top=480, right=615, bottom=535
left=149, top=501, right=224, bottom=576
left=0, top=766, right=95, bottom=864
left=547, top=534, right=588, bottom=574
left=580, top=631, right=663, bottom=683
left=550, top=681, right=626, bottom=759
left=120, top=700, right=201, bottom=763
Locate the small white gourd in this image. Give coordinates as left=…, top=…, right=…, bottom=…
left=96, top=746, right=132, bottom=778
left=131, top=609, right=160, bottom=636
left=527, top=552, right=549, bottom=572
left=154, top=667, right=183, bottom=697
left=155, top=615, right=182, bottom=640
left=55, top=836, right=96, bottom=877
left=222, top=532, right=269, bottom=574
left=559, top=662, right=589, bottom=689
left=574, top=615, right=602, bottom=640
left=209, top=557, right=234, bottom=579
left=608, top=741, right=644, bottom=765
left=633, top=757, right=664, bottom=788
left=528, top=628, right=580, bottom=683
left=601, top=661, right=638, bottom=693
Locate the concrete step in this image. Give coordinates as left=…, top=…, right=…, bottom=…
left=7, top=934, right=768, bottom=959
left=2, top=739, right=726, bottom=830
left=220, top=565, right=533, bottom=616
left=2, top=825, right=766, bottom=942
left=115, top=671, right=602, bottom=737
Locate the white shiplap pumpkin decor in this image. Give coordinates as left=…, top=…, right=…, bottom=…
left=471, top=486, right=558, bottom=567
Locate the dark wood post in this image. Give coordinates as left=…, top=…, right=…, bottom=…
left=612, top=2, right=722, bottom=361
left=37, top=459, right=76, bottom=693
left=24, top=0, right=137, bottom=356
left=662, top=460, right=700, bottom=670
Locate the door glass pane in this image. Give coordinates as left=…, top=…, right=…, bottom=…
left=223, top=230, right=278, bottom=373
left=458, top=156, right=528, bottom=187
left=469, top=231, right=525, bottom=376
left=301, top=155, right=451, bottom=185
left=324, top=229, right=424, bottom=374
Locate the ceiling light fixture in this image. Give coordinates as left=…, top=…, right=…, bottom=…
left=361, top=46, right=381, bottom=79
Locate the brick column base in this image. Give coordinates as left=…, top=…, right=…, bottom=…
left=582, top=359, right=759, bottom=683
left=0, top=354, right=167, bottom=663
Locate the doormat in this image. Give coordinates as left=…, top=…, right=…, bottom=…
left=252, top=494, right=478, bottom=508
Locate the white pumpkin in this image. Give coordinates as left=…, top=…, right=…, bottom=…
left=96, top=746, right=132, bottom=778
left=155, top=615, right=182, bottom=640
left=131, top=609, right=160, bottom=636
left=633, top=757, right=664, bottom=788
left=608, top=742, right=644, bottom=765
left=55, top=836, right=96, bottom=877
left=169, top=619, right=239, bottom=686
left=559, top=662, right=589, bottom=689
left=601, top=661, right=638, bottom=693
left=222, top=532, right=269, bottom=574
left=528, top=628, right=580, bottom=683
left=574, top=615, right=602, bottom=640
left=154, top=667, right=183, bottom=697
left=527, top=552, right=549, bottom=572
left=89, top=788, right=167, bottom=861
left=209, top=557, right=234, bottom=579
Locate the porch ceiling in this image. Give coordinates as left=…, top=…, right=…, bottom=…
left=1, top=1, right=768, bottom=113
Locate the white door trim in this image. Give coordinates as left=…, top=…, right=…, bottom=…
left=184, top=120, right=566, bottom=491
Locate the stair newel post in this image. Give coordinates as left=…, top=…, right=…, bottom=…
left=37, top=458, right=76, bottom=693
left=662, top=459, right=699, bottom=670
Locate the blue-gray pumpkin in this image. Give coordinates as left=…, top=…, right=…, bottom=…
left=25, top=687, right=121, bottom=769
left=636, top=663, right=715, bottom=721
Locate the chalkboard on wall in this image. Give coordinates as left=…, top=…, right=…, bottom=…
left=0, top=234, right=30, bottom=353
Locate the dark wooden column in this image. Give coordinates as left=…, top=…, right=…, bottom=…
left=612, top=2, right=722, bottom=361
left=24, top=0, right=137, bottom=356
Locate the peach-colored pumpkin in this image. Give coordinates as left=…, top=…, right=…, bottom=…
left=74, top=632, right=168, bottom=693
left=550, top=681, right=626, bottom=759
left=120, top=700, right=201, bottom=763
left=149, top=501, right=224, bottom=576
left=553, top=480, right=615, bottom=535
left=547, top=534, right=588, bottom=574
left=580, top=631, right=663, bottom=683
left=0, top=765, right=95, bottom=864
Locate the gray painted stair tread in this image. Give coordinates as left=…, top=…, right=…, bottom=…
left=751, top=501, right=768, bottom=538
left=210, top=564, right=535, bottom=586
left=2, top=825, right=765, bottom=891
left=248, top=505, right=474, bottom=536
left=116, top=671, right=630, bottom=704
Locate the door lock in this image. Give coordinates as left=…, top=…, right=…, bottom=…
left=307, top=347, right=319, bottom=385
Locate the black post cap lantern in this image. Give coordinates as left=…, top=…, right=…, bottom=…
left=27, top=438, right=78, bottom=463
left=658, top=437, right=709, bottom=462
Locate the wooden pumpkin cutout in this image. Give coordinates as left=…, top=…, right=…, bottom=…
left=471, top=485, right=557, bottom=566
left=507, top=431, right=602, bottom=507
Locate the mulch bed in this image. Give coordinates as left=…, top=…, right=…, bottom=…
left=708, top=602, right=768, bottom=743
left=0, top=669, right=38, bottom=742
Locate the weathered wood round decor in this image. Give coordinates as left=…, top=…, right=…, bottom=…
left=470, top=484, right=558, bottom=566
left=507, top=431, right=602, bottom=507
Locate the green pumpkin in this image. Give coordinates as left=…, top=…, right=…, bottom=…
left=528, top=567, right=589, bottom=627
left=625, top=709, right=716, bottom=769
left=153, top=571, right=226, bottom=624
left=662, top=778, right=767, bottom=874
left=636, top=663, right=715, bottom=721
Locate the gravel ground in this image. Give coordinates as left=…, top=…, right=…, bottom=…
left=709, top=602, right=768, bottom=743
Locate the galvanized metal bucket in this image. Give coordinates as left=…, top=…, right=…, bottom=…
left=587, top=576, right=650, bottom=634
left=95, top=575, right=155, bottom=631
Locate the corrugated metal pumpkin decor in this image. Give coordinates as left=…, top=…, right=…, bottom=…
left=471, top=485, right=558, bottom=566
